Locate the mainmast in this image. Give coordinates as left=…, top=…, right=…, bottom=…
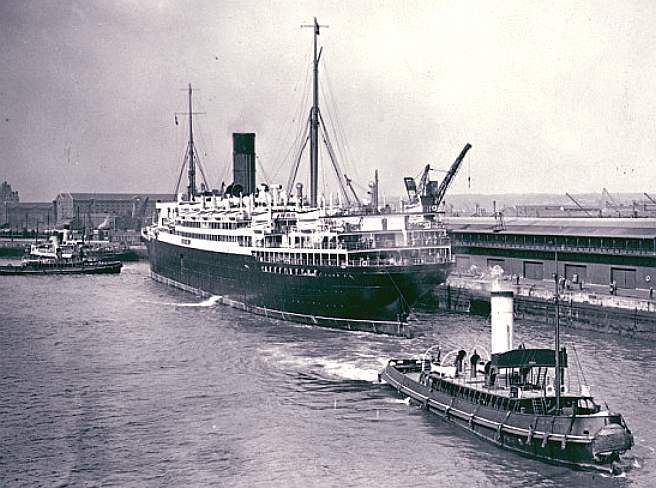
left=187, top=83, right=196, bottom=199
left=303, top=17, right=326, bottom=207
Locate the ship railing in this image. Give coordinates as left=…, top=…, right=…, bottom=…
left=341, top=239, right=450, bottom=251
left=346, top=256, right=450, bottom=267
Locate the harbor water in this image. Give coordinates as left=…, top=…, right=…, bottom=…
left=1, top=261, right=655, bottom=487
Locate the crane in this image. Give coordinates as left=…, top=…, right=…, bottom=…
left=601, top=187, right=619, bottom=207
left=432, top=143, right=472, bottom=209
left=565, top=193, right=593, bottom=217
left=403, top=144, right=472, bottom=210
left=644, top=192, right=656, bottom=205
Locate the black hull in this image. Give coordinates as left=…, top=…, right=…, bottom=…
left=0, top=261, right=122, bottom=275
left=381, top=363, right=632, bottom=473
left=146, top=238, right=451, bottom=326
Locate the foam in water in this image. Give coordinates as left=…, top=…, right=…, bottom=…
left=316, top=357, right=380, bottom=382
left=175, top=296, right=222, bottom=307
left=386, top=397, right=412, bottom=405
left=260, top=344, right=383, bottom=382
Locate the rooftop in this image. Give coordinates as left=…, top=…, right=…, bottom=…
left=59, top=192, right=175, bottom=202
left=444, top=216, right=656, bottom=239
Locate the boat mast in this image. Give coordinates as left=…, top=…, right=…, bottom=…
left=554, top=249, right=561, bottom=413
left=187, top=83, right=196, bottom=199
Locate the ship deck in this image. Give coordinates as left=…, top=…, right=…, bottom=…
left=404, top=370, right=584, bottom=401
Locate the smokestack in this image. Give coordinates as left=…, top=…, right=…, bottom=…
left=233, top=133, right=256, bottom=196
left=490, top=290, right=514, bottom=354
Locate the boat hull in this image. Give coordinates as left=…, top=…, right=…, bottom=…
left=146, top=238, right=451, bottom=326
left=0, top=261, right=122, bottom=275
left=381, top=362, right=632, bottom=473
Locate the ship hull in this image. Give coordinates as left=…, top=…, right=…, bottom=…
left=381, top=362, right=633, bottom=473
left=146, top=238, right=451, bottom=327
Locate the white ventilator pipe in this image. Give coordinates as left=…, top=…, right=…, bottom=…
left=491, top=290, right=514, bottom=354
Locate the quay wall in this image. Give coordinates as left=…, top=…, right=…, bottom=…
left=425, top=278, right=656, bottom=341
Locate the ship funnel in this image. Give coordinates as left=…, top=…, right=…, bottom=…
left=491, top=290, right=514, bottom=354
left=232, top=133, right=256, bottom=196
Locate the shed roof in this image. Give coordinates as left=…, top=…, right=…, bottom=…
left=59, top=192, right=175, bottom=202
left=445, top=217, right=656, bottom=239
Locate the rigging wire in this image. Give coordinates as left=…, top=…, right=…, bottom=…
left=322, top=61, right=361, bottom=183
left=319, top=111, right=349, bottom=202
left=256, top=155, right=272, bottom=185
left=274, top=50, right=314, bottom=184
left=286, top=118, right=311, bottom=194
left=270, top=47, right=312, bottom=164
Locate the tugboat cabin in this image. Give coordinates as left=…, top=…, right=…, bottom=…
left=418, top=346, right=601, bottom=417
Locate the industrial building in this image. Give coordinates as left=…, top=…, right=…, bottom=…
left=445, top=217, right=656, bottom=290
left=1, top=201, right=55, bottom=230
left=0, top=181, right=19, bottom=203
left=55, top=192, right=174, bottom=229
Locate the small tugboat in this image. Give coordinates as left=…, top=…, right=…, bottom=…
left=0, top=231, right=122, bottom=275
left=380, top=287, right=634, bottom=473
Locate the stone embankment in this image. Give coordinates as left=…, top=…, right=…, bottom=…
left=425, top=274, right=656, bottom=341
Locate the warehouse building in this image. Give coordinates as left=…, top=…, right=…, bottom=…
left=55, top=192, right=174, bottom=229
left=445, top=217, right=656, bottom=290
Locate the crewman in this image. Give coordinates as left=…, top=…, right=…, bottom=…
left=470, top=350, right=481, bottom=378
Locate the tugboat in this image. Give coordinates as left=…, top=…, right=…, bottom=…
left=380, top=287, right=634, bottom=473
left=0, top=230, right=122, bottom=275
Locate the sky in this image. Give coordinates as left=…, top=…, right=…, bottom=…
left=1, top=0, right=655, bottom=202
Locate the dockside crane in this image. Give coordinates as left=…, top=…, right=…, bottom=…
left=601, top=187, right=619, bottom=208
left=565, top=193, right=594, bottom=217
left=433, top=143, right=473, bottom=209
left=403, top=143, right=472, bottom=211
left=644, top=192, right=656, bottom=205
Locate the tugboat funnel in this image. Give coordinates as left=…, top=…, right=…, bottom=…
left=491, top=290, right=513, bottom=354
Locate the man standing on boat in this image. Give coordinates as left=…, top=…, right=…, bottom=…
left=470, top=350, right=481, bottom=378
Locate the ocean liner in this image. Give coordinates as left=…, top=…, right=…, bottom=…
left=142, top=19, right=469, bottom=334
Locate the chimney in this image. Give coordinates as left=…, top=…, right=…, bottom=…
left=490, top=290, right=514, bottom=354
left=232, top=133, right=256, bottom=196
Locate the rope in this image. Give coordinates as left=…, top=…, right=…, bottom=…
left=384, top=269, right=411, bottom=316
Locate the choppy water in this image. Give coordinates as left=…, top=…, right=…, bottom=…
left=1, top=261, right=654, bottom=487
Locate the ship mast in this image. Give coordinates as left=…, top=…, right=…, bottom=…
left=187, top=83, right=196, bottom=199
left=303, top=17, right=326, bottom=207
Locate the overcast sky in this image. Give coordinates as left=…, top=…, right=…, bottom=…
left=1, top=0, right=655, bottom=202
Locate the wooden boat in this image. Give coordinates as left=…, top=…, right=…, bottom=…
left=380, top=289, right=633, bottom=473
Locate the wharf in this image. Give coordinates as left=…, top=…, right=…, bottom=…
left=425, top=274, right=656, bottom=340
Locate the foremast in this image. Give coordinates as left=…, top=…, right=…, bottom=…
left=174, top=83, right=206, bottom=200
left=186, top=83, right=196, bottom=199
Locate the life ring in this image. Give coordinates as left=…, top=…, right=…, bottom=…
left=646, top=275, right=652, bottom=283
left=546, top=385, right=555, bottom=395
left=362, top=260, right=369, bottom=267
left=430, top=205, right=438, bottom=212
